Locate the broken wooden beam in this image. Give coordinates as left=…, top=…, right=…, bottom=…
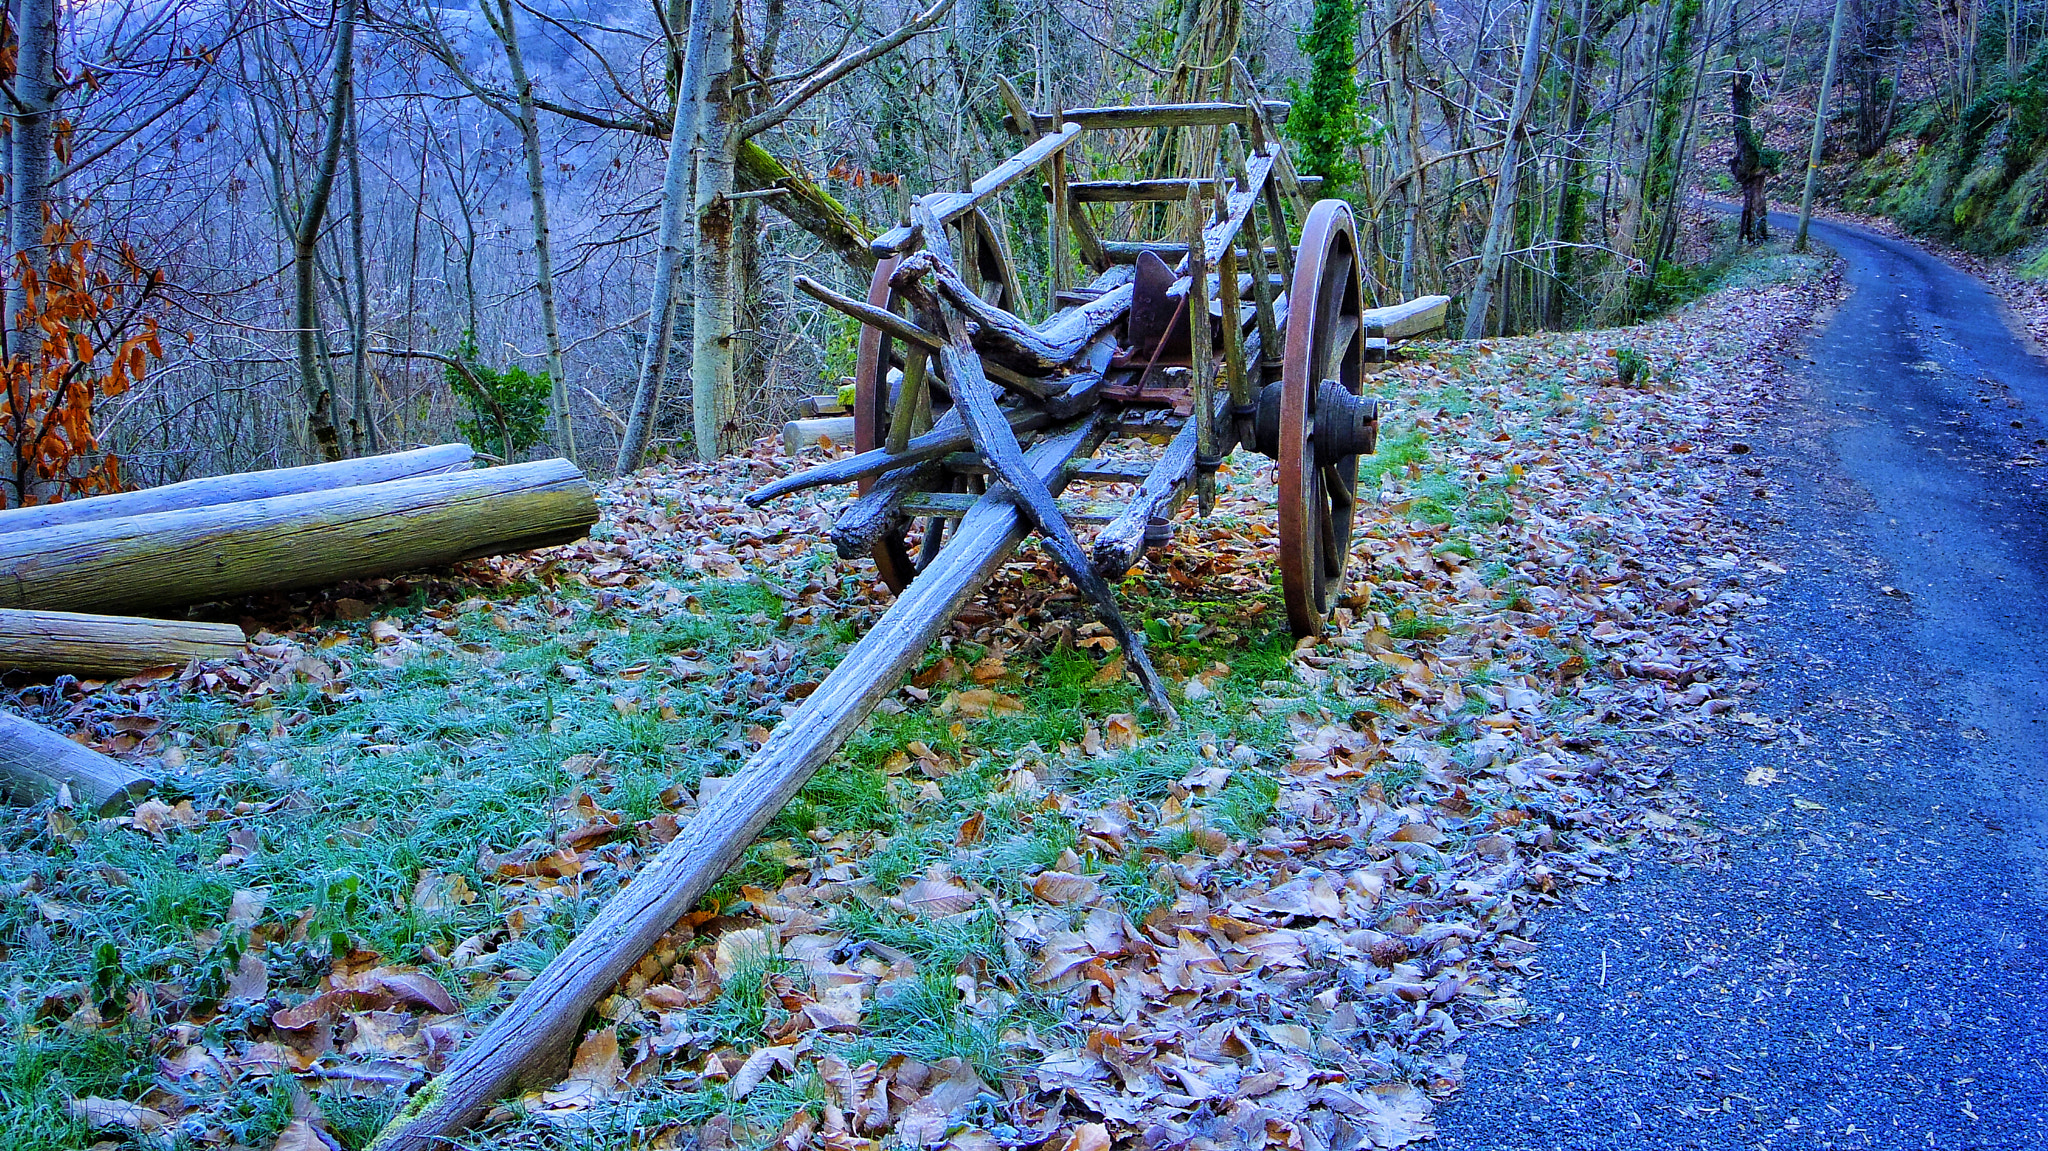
left=906, top=200, right=1178, bottom=721
left=0, top=444, right=474, bottom=534
left=0, top=459, right=597, bottom=616
left=0, top=608, right=246, bottom=678
left=793, top=274, right=1051, bottom=397
left=368, top=415, right=1110, bottom=1151
left=0, top=710, right=155, bottom=814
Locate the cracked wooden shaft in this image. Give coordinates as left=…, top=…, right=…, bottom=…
left=369, top=416, right=1108, bottom=1151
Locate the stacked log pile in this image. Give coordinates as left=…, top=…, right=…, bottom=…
left=0, top=447, right=598, bottom=810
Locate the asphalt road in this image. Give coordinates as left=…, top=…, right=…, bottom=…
left=1435, top=215, right=2048, bottom=1150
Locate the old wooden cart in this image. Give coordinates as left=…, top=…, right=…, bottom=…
left=373, top=70, right=1449, bottom=1149
left=755, top=63, right=1448, bottom=721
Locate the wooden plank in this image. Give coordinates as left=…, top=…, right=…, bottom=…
left=1100, top=243, right=1285, bottom=266
left=941, top=456, right=1154, bottom=483
left=368, top=415, right=1110, bottom=1151
left=746, top=407, right=1055, bottom=506
left=1361, top=294, right=1452, bottom=340
left=1049, top=146, right=1070, bottom=310
left=1068, top=175, right=1324, bottom=202
left=1005, top=100, right=1291, bottom=134
left=897, top=491, right=1125, bottom=522
left=1186, top=182, right=1217, bottom=515
left=0, top=608, right=246, bottom=678
left=1091, top=418, right=1199, bottom=578
left=0, top=444, right=474, bottom=534
left=0, top=710, right=155, bottom=814
left=0, top=460, right=598, bottom=616
left=870, top=123, right=1084, bottom=256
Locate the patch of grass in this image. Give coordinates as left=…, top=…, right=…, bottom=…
left=1209, top=771, right=1280, bottom=841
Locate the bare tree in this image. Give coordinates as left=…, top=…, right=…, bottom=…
left=291, top=0, right=359, bottom=462
left=1464, top=0, right=1550, bottom=338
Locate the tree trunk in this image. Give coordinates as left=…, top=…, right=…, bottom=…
left=0, top=711, right=154, bottom=815
left=1798, top=0, right=1850, bottom=250
left=294, top=0, right=359, bottom=463
left=1545, top=0, right=1605, bottom=328
left=1731, top=66, right=1771, bottom=242
left=0, top=608, right=247, bottom=679
left=691, top=0, right=739, bottom=463
left=491, top=0, right=577, bottom=464
left=346, top=82, right=378, bottom=456
left=6, top=0, right=58, bottom=502
left=0, top=460, right=596, bottom=615
left=615, top=0, right=719, bottom=475
left=0, top=443, right=473, bottom=532
left=7, top=0, right=56, bottom=267
left=1464, top=0, right=1550, bottom=339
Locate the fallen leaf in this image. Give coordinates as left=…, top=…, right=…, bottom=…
left=938, top=688, right=1025, bottom=718
left=67, top=1096, right=170, bottom=1133
left=1031, top=871, right=1099, bottom=906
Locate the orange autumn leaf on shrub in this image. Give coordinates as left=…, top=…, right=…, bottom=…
left=1, top=216, right=163, bottom=508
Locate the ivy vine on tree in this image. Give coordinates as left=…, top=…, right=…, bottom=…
left=1285, top=0, right=1366, bottom=188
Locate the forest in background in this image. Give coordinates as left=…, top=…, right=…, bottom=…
left=1, top=0, right=2040, bottom=502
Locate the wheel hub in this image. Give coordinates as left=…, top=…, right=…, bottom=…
left=1252, top=379, right=1378, bottom=461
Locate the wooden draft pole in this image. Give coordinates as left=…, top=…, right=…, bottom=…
left=0, top=609, right=246, bottom=678
left=1797, top=0, right=1850, bottom=251
left=370, top=416, right=1109, bottom=1150
left=0, top=444, right=475, bottom=533
left=0, top=711, right=154, bottom=814
left=0, top=459, right=597, bottom=616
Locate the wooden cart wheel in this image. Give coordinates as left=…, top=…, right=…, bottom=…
left=1276, top=200, right=1368, bottom=638
left=851, top=215, right=1021, bottom=592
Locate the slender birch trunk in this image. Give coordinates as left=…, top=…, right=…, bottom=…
left=1464, top=0, right=1550, bottom=339
left=1797, top=0, right=1849, bottom=251
left=8, top=0, right=56, bottom=272
left=690, top=0, right=738, bottom=463
left=615, top=0, right=717, bottom=474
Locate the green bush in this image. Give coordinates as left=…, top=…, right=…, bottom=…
left=444, top=331, right=552, bottom=463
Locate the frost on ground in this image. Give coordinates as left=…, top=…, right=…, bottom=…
left=6, top=261, right=1837, bottom=1151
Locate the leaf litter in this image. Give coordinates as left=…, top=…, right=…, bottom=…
left=0, top=263, right=1836, bottom=1149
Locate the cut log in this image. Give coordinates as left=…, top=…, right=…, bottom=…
left=781, top=417, right=857, bottom=456
left=0, top=608, right=246, bottom=678
left=0, top=710, right=154, bottom=814
left=369, top=415, right=1110, bottom=1151
left=0, top=444, right=475, bottom=534
left=0, top=459, right=597, bottom=616
left=1361, top=294, right=1451, bottom=340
